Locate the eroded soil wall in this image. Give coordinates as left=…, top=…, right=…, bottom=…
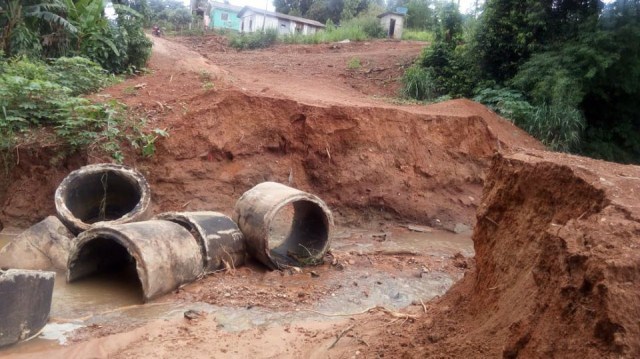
left=366, top=151, right=640, bottom=358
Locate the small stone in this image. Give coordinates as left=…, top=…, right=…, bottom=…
left=310, top=271, right=320, bottom=278
left=348, top=259, right=356, bottom=265
left=224, top=292, right=231, bottom=297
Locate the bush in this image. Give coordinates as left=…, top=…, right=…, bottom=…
left=402, top=30, right=435, bottom=42
left=281, top=15, right=385, bottom=44
left=0, top=58, right=113, bottom=129
left=473, top=87, right=585, bottom=152
left=0, top=57, right=161, bottom=162
left=402, top=66, right=437, bottom=101
left=347, top=57, right=361, bottom=69
left=473, top=87, right=535, bottom=125
left=50, top=57, right=116, bottom=95
left=348, top=16, right=385, bottom=38
left=229, top=29, right=278, bottom=50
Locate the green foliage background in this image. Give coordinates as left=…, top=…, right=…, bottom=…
left=401, top=0, right=640, bottom=164
left=0, top=0, right=160, bottom=166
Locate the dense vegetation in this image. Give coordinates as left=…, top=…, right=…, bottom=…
left=401, top=0, right=640, bottom=164
left=0, top=0, right=160, bottom=165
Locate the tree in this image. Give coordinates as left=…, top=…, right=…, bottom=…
left=406, top=0, right=434, bottom=30
left=0, top=0, right=76, bottom=57
left=474, top=0, right=603, bottom=82
left=274, top=0, right=314, bottom=16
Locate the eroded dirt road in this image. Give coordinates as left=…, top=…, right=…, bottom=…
left=4, top=35, right=636, bottom=359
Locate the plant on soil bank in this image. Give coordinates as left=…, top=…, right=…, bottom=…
left=0, top=56, right=167, bottom=165
left=228, top=29, right=278, bottom=50
left=402, top=0, right=640, bottom=162
left=281, top=16, right=385, bottom=45
left=347, top=57, right=361, bottom=70
left=402, top=30, right=435, bottom=42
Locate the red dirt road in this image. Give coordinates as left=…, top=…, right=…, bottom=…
left=2, top=35, right=638, bottom=359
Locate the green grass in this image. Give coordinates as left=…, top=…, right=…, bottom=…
left=347, top=57, right=362, bottom=69
left=282, top=16, right=385, bottom=45
left=229, top=29, right=278, bottom=50
left=401, top=30, right=435, bottom=42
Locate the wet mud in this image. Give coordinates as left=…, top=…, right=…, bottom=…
left=0, top=223, right=472, bottom=357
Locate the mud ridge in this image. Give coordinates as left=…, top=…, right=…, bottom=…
left=363, top=150, right=640, bottom=358
left=0, top=89, right=541, bottom=230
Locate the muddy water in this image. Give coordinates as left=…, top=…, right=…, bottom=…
left=333, top=225, right=474, bottom=257
left=0, top=224, right=474, bottom=355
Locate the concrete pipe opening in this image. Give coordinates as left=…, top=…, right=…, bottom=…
left=65, top=236, right=143, bottom=301
left=67, top=221, right=203, bottom=302
left=155, top=212, right=246, bottom=273
left=55, top=164, right=151, bottom=233
left=234, top=182, right=333, bottom=269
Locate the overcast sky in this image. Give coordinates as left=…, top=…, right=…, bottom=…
left=183, top=0, right=481, bottom=14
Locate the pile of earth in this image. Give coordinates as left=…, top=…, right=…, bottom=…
left=355, top=150, right=640, bottom=358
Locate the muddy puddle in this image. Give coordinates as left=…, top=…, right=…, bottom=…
left=0, top=224, right=473, bottom=356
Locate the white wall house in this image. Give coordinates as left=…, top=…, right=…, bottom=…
left=237, top=6, right=325, bottom=35
left=377, top=12, right=405, bottom=40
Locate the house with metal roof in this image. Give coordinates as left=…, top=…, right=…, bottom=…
left=237, top=6, right=325, bottom=35
left=205, top=1, right=243, bottom=31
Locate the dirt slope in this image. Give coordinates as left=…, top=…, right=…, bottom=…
left=356, top=150, right=640, bottom=358
left=2, top=36, right=640, bottom=359
left=0, top=36, right=542, bottom=229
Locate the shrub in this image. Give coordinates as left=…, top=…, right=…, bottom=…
left=402, top=65, right=437, bottom=101
left=349, top=16, right=385, bottom=38
left=229, top=29, right=278, bottom=50
left=473, top=87, right=535, bottom=125
left=473, top=87, right=585, bottom=152
left=281, top=15, right=385, bottom=44
left=50, top=57, right=116, bottom=95
left=347, top=57, right=361, bottom=69
left=402, top=30, right=435, bottom=42
left=0, top=57, right=162, bottom=162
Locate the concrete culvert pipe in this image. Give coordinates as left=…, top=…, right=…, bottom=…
left=0, top=269, right=55, bottom=347
left=55, top=164, right=151, bottom=233
left=66, top=220, right=203, bottom=302
left=234, top=182, right=333, bottom=269
left=156, top=212, right=246, bottom=274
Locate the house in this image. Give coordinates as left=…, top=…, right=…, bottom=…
left=237, top=6, right=325, bottom=35
left=377, top=11, right=405, bottom=40
left=205, top=1, right=243, bottom=31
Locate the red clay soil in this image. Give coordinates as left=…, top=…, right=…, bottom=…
left=354, top=150, right=640, bottom=358
left=2, top=36, right=640, bottom=358
left=0, top=36, right=541, bottom=230
left=177, top=35, right=425, bottom=99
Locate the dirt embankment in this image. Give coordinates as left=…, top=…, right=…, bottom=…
left=357, top=150, right=640, bottom=358
left=2, top=36, right=639, bottom=358
left=0, top=36, right=542, bottom=229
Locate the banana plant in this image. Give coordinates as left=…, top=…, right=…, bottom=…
left=0, top=0, right=76, bottom=57
left=61, top=0, right=120, bottom=57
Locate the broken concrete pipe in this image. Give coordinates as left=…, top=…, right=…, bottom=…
left=0, top=269, right=55, bottom=348
left=234, top=182, right=333, bottom=270
left=55, top=164, right=151, bottom=233
left=0, top=216, right=74, bottom=271
left=66, top=220, right=203, bottom=302
left=155, top=212, right=246, bottom=274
